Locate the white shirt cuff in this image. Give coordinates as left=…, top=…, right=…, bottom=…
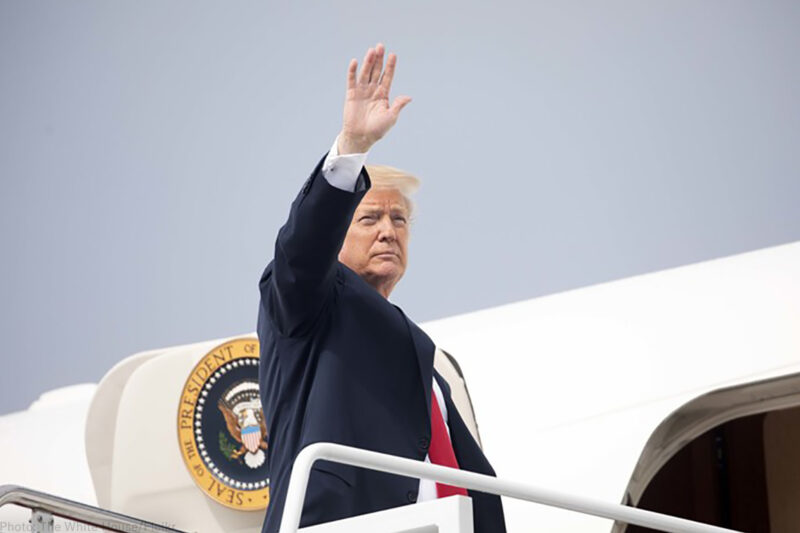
left=321, top=135, right=369, bottom=192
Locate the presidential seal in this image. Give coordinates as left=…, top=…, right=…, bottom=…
left=177, top=338, right=270, bottom=510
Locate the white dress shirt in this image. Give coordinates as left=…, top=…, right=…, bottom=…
left=320, top=135, right=449, bottom=502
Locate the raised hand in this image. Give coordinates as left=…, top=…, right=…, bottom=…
left=338, top=43, right=412, bottom=155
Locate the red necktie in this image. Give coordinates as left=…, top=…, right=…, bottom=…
left=429, top=392, right=469, bottom=498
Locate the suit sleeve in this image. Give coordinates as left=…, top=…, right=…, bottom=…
left=260, top=152, right=371, bottom=337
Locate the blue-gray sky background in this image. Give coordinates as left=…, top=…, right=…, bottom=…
left=1, top=1, right=798, bottom=415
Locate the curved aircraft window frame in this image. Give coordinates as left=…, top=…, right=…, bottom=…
left=615, top=371, right=800, bottom=533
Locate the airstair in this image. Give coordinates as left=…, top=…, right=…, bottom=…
left=1, top=442, right=740, bottom=533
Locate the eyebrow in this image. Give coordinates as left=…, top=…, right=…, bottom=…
left=357, top=206, right=408, bottom=215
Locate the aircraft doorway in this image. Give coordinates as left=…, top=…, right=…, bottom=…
left=627, top=405, right=800, bottom=533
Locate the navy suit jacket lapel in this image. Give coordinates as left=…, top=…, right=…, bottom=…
left=394, top=306, right=434, bottom=425
left=434, top=368, right=483, bottom=473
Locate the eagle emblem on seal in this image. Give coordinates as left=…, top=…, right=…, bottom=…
left=218, top=380, right=269, bottom=469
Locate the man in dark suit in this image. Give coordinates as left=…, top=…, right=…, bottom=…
left=257, top=42, right=505, bottom=533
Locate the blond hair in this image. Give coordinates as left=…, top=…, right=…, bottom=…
left=365, top=164, right=420, bottom=219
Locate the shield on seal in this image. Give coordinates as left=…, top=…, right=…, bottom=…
left=241, top=424, right=262, bottom=453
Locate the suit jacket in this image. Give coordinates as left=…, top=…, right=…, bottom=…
left=257, top=154, right=506, bottom=533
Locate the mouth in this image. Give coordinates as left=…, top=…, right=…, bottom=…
left=373, top=252, right=398, bottom=259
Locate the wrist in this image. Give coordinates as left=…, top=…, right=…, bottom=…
left=337, top=132, right=372, bottom=155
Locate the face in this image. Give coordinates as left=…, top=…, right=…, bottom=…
left=338, top=188, right=410, bottom=298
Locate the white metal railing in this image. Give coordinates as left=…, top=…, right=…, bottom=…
left=0, top=485, right=187, bottom=533
left=279, top=443, right=742, bottom=533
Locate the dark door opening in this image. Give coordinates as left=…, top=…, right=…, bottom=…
left=627, top=405, right=800, bottom=533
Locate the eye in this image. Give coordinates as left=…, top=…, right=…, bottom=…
left=358, top=215, right=376, bottom=224
left=392, top=215, right=408, bottom=226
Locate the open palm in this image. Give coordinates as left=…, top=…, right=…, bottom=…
left=339, top=43, right=412, bottom=155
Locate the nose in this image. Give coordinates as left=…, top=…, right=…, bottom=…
left=376, top=215, right=396, bottom=242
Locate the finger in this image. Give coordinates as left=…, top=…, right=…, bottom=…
left=357, top=47, right=375, bottom=84
left=346, top=58, right=357, bottom=90
left=369, top=43, right=385, bottom=83
left=379, top=53, right=397, bottom=92
left=390, top=95, right=412, bottom=116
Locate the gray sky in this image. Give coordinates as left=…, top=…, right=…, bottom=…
left=1, top=1, right=798, bottom=415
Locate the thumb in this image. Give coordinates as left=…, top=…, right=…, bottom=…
left=390, top=95, right=412, bottom=116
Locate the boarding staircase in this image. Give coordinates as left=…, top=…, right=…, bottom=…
left=1, top=442, right=740, bottom=533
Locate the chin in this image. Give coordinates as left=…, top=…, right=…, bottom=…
left=368, top=263, right=404, bottom=282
